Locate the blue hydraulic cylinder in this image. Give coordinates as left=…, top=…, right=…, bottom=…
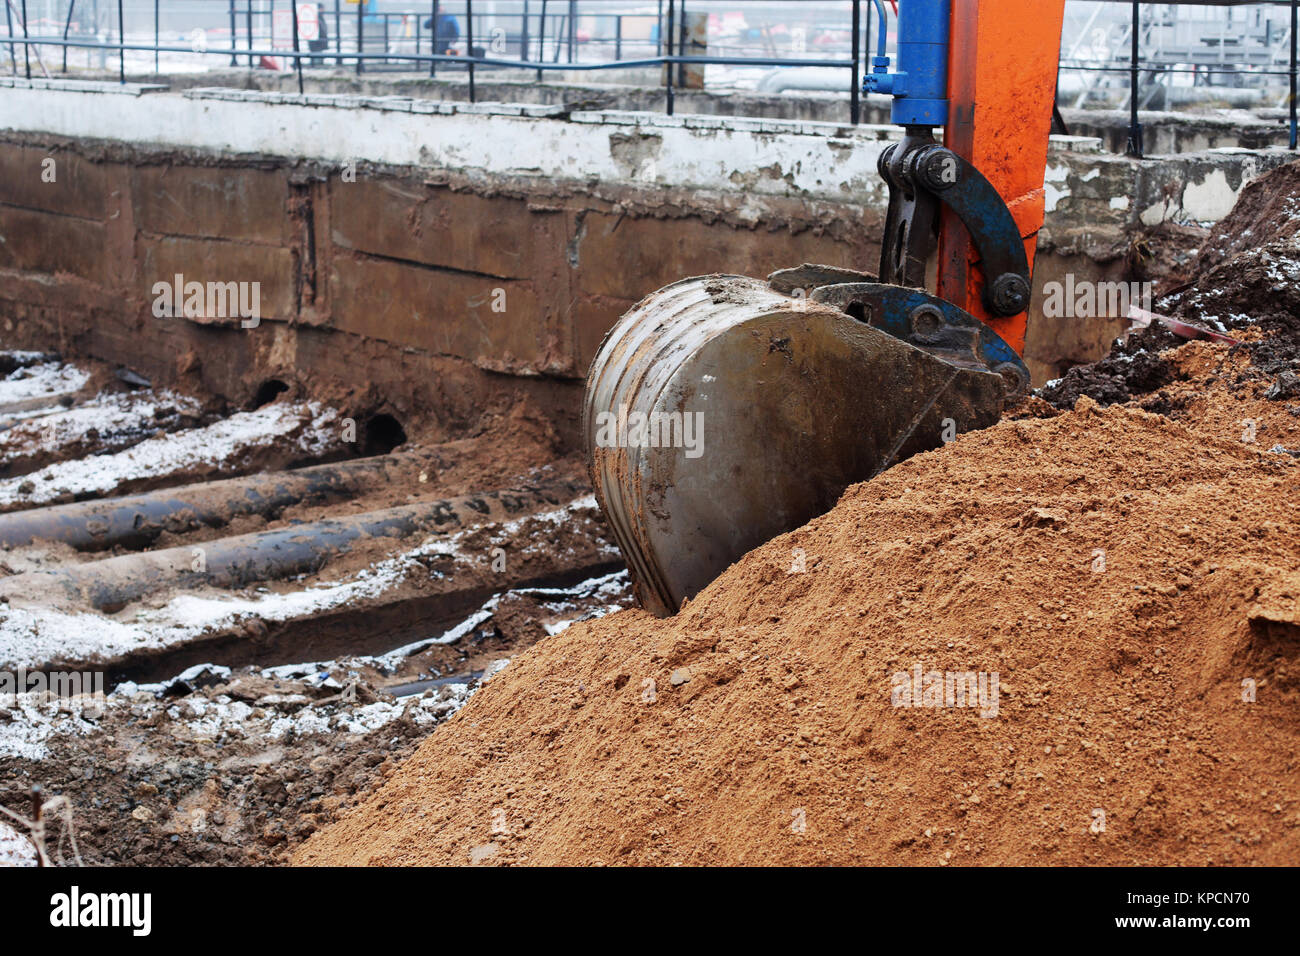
left=863, top=0, right=951, bottom=128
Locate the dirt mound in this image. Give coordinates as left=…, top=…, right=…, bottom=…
left=296, top=338, right=1299, bottom=865
left=295, top=165, right=1300, bottom=868
left=1038, top=325, right=1184, bottom=409
left=1164, top=159, right=1300, bottom=344
left=1194, top=159, right=1300, bottom=276
left=1045, top=159, right=1300, bottom=412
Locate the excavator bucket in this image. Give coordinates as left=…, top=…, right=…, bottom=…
left=583, top=269, right=1029, bottom=618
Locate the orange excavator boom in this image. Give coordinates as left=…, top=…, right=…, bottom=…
left=940, top=0, right=1069, bottom=354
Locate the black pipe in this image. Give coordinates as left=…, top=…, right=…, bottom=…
left=1127, top=0, right=1143, bottom=157
left=7, top=479, right=586, bottom=612
left=0, top=455, right=408, bottom=552
left=356, top=0, right=363, bottom=74
left=117, top=0, right=124, bottom=83
left=850, top=0, right=860, bottom=124
left=388, top=671, right=484, bottom=698
left=61, top=0, right=77, bottom=73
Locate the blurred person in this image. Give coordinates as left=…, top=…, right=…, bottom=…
left=422, top=9, right=460, bottom=56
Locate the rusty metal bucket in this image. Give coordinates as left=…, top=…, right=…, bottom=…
left=584, top=273, right=1025, bottom=617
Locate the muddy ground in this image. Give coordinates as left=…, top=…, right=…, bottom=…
left=5, top=160, right=1300, bottom=868
left=0, top=352, right=630, bottom=866
left=0, top=572, right=629, bottom=866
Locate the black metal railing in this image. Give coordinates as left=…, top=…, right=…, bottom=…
left=1, top=0, right=1297, bottom=147
left=0, top=1, right=869, bottom=117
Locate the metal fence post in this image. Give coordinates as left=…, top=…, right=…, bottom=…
left=1126, top=0, right=1143, bottom=157
left=1291, top=0, right=1298, bottom=150
left=20, top=0, right=30, bottom=79
left=851, top=0, right=860, bottom=124
left=117, top=0, right=124, bottom=82
left=467, top=0, right=475, bottom=101
left=4, top=0, right=14, bottom=77
left=521, top=0, right=529, bottom=63
left=537, top=0, right=545, bottom=81
left=247, top=0, right=254, bottom=67
left=291, top=0, right=303, bottom=93
left=665, top=0, right=674, bottom=115
left=865, top=0, right=872, bottom=79
left=429, top=0, right=437, bottom=76
left=567, top=0, right=575, bottom=63
left=677, top=0, right=685, bottom=87
left=154, top=0, right=159, bottom=75
left=356, top=0, right=363, bottom=74
left=614, top=13, right=621, bottom=60
left=229, top=0, right=238, bottom=66
left=62, top=0, right=78, bottom=73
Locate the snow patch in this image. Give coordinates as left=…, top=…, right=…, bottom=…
left=0, top=401, right=340, bottom=508
left=0, top=362, right=89, bottom=406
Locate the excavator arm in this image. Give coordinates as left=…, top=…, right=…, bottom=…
left=940, top=0, right=1069, bottom=354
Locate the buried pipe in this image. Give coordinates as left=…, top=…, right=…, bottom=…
left=0, top=452, right=423, bottom=552
left=0, top=393, right=79, bottom=422
left=387, top=670, right=484, bottom=698
left=3, top=477, right=586, bottom=612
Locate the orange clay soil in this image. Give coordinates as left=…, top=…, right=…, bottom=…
left=295, top=339, right=1299, bottom=866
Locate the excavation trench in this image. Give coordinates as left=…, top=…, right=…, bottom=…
left=102, top=560, right=624, bottom=687
left=0, top=344, right=631, bottom=865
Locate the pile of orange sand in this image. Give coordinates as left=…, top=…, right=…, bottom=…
left=296, top=162, right=1300, bottom=867
left=296, top=330, right=1299, bottom=864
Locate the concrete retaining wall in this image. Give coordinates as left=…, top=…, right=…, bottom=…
left=0, top=79, right=1292, bottom=435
